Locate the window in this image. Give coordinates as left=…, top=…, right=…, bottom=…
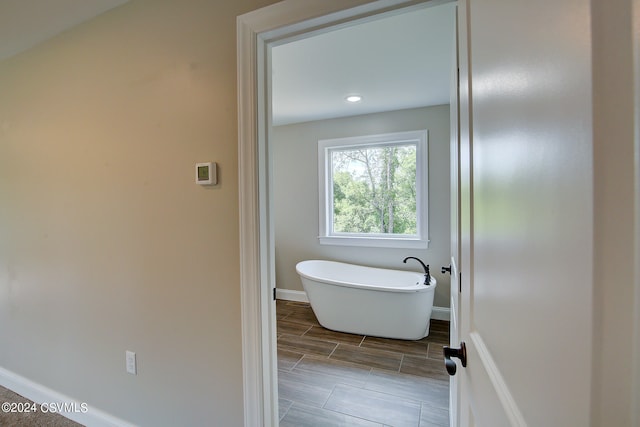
left=318, top=130, right=429, bottom=248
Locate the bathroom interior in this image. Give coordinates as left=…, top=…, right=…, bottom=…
left=270, top=2, right=456, bottom=426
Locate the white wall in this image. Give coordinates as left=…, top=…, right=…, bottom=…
left=0, top=0, right=280, bottom=425
left=272, top=105, right=451, bottom=307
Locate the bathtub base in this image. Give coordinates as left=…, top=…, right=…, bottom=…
left=296, top=260, right=436, bottom=341
left=305, top=282, right=433, bottom=340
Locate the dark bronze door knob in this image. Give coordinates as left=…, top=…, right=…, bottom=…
left=443, top=342, right=467, bottom=375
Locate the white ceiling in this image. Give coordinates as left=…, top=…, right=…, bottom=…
left=271, top=2, right=456, bottom=126
left=0, top=0, right=129, bottom=62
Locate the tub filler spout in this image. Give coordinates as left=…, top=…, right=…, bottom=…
left=403, top=256, right=431, bottom=286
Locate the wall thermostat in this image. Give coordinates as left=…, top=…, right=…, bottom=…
left=195, top=162, right=217, bottom=185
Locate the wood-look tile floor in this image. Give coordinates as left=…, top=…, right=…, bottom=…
left=277, top=300, right=450, bottom=427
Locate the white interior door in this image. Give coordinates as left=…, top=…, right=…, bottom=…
left=451, top=1, right=595, bottom=426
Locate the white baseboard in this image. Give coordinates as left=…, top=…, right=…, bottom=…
left=430, top=306, right=451, bottom=321
left=275, top=288, right=450, bottom=321
left=275, top=288, right=309, bottom=303
left=0, top=367, right=136, bottom=427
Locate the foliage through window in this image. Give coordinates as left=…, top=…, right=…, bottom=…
left=318, top=130, right=428, bottom=248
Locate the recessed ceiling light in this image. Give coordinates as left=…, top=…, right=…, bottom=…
left=345, top=95, right=362, bottom=103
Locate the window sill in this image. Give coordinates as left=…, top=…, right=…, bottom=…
left=318, top=236, right=429, bottom=249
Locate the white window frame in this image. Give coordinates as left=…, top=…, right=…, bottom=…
left=318, top=129, right=429, bottom=249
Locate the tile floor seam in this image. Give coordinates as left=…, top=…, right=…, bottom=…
left=290, top=354, right=306, bottom=371
left=280, top=401, right=293, bottom=422
left=321, top=383, right=339, bottom=409
left=320, top=398, right=374, bottom=423
left=320, top=403, right=390, bottom=427
left=358, top=335, right=366, bottom=347
left=326, top=343, right=339, bottom=358
left=325, top=384, right=423, bottom=427
left=359, top=381, right=425, bottom=405
left=300, top=324, right=314, bottom=335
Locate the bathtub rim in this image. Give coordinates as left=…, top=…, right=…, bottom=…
left=295, top=259, right=436, bottom=293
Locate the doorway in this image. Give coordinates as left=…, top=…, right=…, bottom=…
left=238, top=1, right=457, bottom=425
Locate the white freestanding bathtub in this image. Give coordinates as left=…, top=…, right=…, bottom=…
left=295, top=260, right=437, bottom=340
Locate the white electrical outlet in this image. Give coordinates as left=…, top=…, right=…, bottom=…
left=126, top=351, right=137, bottom=375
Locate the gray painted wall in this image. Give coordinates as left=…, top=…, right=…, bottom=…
left=273, top=105, right=451, bottom=307
left=0, top=0, right=283, bottom=425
